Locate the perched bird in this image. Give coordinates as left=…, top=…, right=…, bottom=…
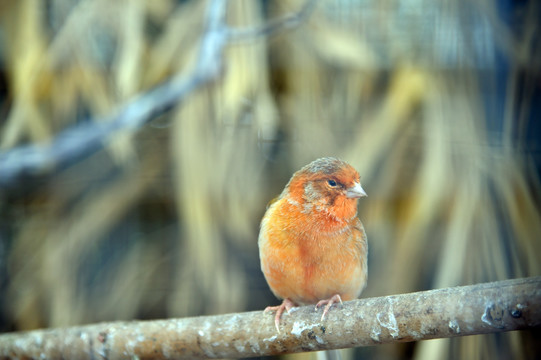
left=259, top=157, right=368, bottom=331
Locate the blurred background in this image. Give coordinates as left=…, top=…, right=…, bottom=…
left=0, top=0, right=540, bottom=359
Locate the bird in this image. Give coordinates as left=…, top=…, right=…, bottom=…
left=258, top=157, right=368, bottom=332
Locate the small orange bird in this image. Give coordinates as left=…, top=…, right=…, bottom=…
left=259, top=157, right=368, bottom=331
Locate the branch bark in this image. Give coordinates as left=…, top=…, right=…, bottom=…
left=0, top=277, right=539, bottom=359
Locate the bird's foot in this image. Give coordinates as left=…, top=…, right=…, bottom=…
left=264, top=298, right=296, bottom=332
left=315, top=294, right=343, bottom=321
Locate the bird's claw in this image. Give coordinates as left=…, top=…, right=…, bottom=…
left=315, top=294, right=343, bottom=321
left=264, top=298, right=296, bottom=332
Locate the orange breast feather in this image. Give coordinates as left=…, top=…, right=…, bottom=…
left=259, top=196, right=367, bottom=305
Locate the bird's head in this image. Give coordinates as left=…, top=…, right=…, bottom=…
left=284, top=157, right=367, bottom=221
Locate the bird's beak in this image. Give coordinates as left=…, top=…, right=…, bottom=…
left=346, top=182, right=367, bottom=198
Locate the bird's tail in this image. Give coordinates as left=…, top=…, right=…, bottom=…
left=316, top=349, right=342, bottom=360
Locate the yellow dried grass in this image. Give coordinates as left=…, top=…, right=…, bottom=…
left=1, top=0, right=539, bottom=359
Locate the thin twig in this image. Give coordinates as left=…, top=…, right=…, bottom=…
left=227, top=0, right=319, bottom=41
left=0, top=277, right=539, bottom=359
left=0, top=0, right=317, bottom=187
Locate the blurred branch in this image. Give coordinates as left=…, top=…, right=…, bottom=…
left=0, top=277, right=539, bottom=359
left=227, top=0, right=318, bottom=41
left=0, top=0, right=318, bottom=187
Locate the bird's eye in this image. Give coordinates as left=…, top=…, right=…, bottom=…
left=327, top=179, right=337, bottom=187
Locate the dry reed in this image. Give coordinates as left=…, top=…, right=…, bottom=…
left=0, top=0, right=539, bottom=359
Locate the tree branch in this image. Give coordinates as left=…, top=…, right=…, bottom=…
left=0, top=277, right=539, bottom=359
left=227, top=0, right=318, bottom=41
left=0, top=0, right=318, bottom=187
